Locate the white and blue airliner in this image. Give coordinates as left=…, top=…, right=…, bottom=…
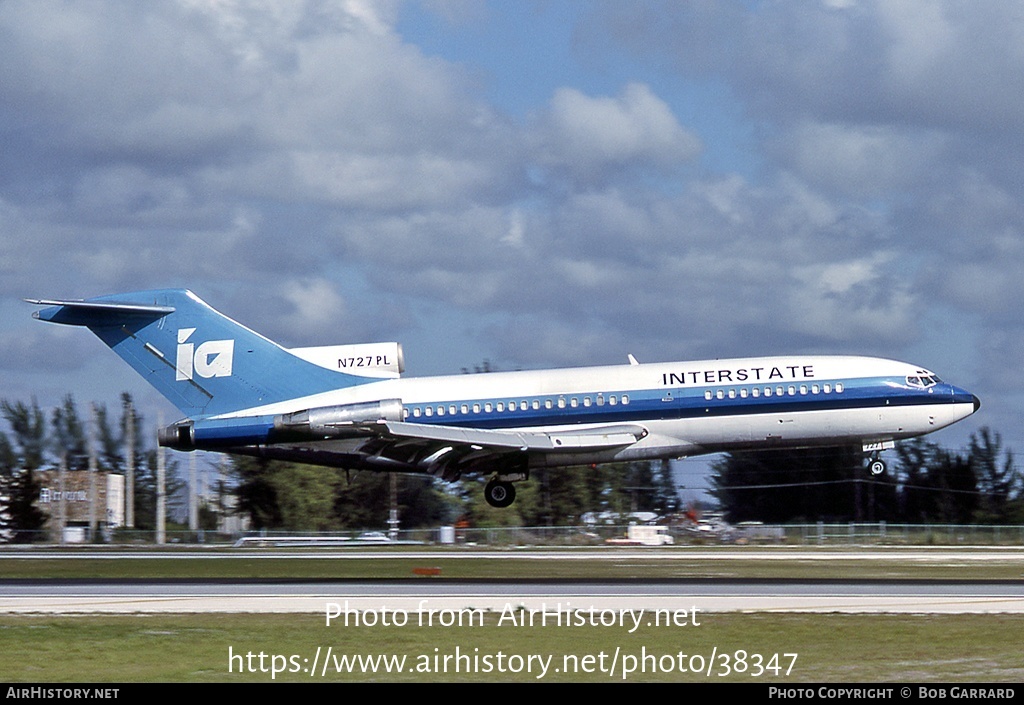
left=29, top=289, right=980, bottom=507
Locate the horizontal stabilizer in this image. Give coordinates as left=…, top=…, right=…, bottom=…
left=26, top=298, right=175, bottom=326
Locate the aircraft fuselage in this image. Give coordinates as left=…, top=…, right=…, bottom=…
left=211, top=354, right=979, bottom=470
left=28, top=290, right=981, bottom=506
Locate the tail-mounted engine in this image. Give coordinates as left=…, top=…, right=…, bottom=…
left=273, top=399, right=404, bottom=439
left=159, top=399, right=405, bottom=450
left=158, top=421, right=195, bottom=450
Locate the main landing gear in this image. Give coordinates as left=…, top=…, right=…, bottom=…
left=484, top=480, right=516, bottom=508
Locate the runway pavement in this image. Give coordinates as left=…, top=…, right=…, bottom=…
left=3, top=580, right=1024, bottom=615
left=3, top=547, right=1023, bottom=615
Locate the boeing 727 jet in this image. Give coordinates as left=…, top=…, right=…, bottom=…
left=28, top=290, right=980, bottom=507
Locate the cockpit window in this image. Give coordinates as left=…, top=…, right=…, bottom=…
left=907, top=375, right=941, bottom=388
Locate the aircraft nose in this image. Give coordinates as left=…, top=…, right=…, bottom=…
left=949, top=386, right=980, bottom=415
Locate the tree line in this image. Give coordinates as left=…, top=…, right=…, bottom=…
left=710, top=427, right=1023, bottom=524
left=0, top=395, right=681, bottom=537
left=0, top=395, right=180, bottom=541
left=230, top=457, right=681, bottom=530
left=3, top=394, right=1021, bottom=538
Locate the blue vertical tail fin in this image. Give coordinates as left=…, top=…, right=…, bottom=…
left=29, top=289, right=372, bottom=418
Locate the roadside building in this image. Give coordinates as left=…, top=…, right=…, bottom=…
left=34, top=470, right=124, bottom=542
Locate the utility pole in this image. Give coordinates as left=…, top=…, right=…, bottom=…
left=125, top=399, right=135, bottom=529
left=388, top=472, right=399, bottom=540
left=156, top=413, right=165, bottom=545
left=188, top=452, right=198, bottom=535
left=88, top=403, right=98, bottom=542
left=58, top=453, right=67, bottom=545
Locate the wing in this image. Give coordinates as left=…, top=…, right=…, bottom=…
left=229, top=421, right=649, bottom=480
left=383, top=421, right=648, bottom=451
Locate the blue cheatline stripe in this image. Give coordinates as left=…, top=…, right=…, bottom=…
left=401, top=378, right=961, bottom=431
left=185, top=378, right=969, bottom=449
left=191, top=416, right=278, bottom=447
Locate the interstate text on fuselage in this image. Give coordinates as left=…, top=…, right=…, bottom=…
left=661, top=364, right=815, bottom=387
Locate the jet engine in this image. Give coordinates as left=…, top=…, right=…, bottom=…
left=273, top=398, right=404, bottom=439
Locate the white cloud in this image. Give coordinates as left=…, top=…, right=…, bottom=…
left=534, top=83, right=701, bottom=184
left=877, top=1, right=955, bottom=84
left=0, top=0, right=1015, bottom=445
left=280, top=278, right=347, bottom=331
left=780, top=122, right=946, bottom=198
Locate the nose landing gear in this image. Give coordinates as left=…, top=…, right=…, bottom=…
left=862, top=440, right=895, bottom=476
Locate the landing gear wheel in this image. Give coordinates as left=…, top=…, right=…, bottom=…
left=484, top=480, right=516, bottom=508
left=868, top=459, right=886, bottom=476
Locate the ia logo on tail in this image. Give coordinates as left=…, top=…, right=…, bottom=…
left=175, top=328, right=234, bottom=381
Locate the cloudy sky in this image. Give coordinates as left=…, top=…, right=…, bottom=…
left=1, top=0, right=1017, bottom=494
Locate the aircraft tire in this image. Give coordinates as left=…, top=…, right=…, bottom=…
left=485, top=480, right=516, bottom=508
